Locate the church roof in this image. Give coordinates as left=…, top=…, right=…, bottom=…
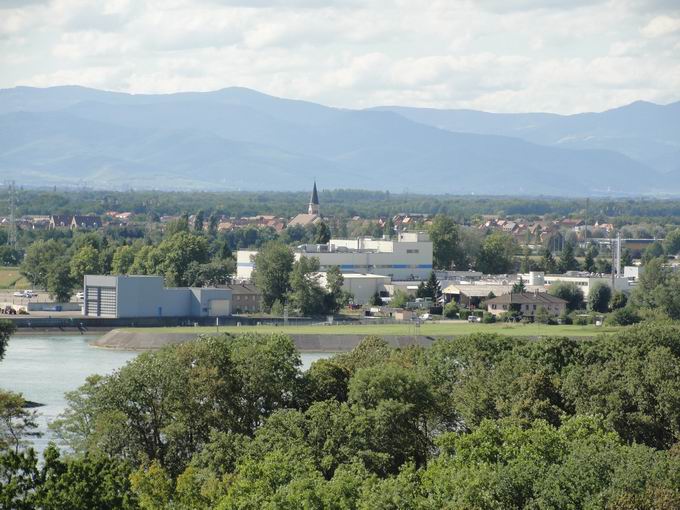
left=310, top=181, right=319, bottom=205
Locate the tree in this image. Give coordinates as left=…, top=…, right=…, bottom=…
left=535, top=306, right=551, bottom=324
left=153, top=232, right=210, bottom=287
left=193, top=210, right=205, bottom=232
left=548, top=282, right=585, bottom=312
left=476, top=232, right=515, bottom=274
left=70, top=245, right=102, bottom=283
left=631, top=256, right=668, bottom=309
left=512, top=276, right=526, bottom=293
left=314, top=222, right=331, bottom=244
left=0, top=391, right=41, bottom=454
left=620, top=248, right=633, bottom=267
left=207, top=212, right=220, bottom=237
left=253, top=241, right=295, bottom=310
left=424, top=271, right=441, bottom=301
left=47, top=263, right=74, bottom=302
left=185, top=259, right=234, bottom=287
left=429, top=215, right=464, bottom=270
left=642, top=241, right=664, bottom=264
left=0, top=246, right=21, bottom=266
left=390, top=290, right=409, bottom=309
left=111, top=245, right=136, bottom=275
left=610, top=291, right=627, bottom=310
left=383, top=217, right=395, bottom=238
left=443, top=302, right=459, bottom=318
left=0, top=320, right=15, bottom=363
left=541, top=248, right=558, bottom=274
left=324, top=266, right=348, bottom=314
left=588, top=282, right=612, bottom=313
left=165, top=214, right=190, bottom=237
left=583, top=247, right=596, bottom=272
left=664, top=228, right=680, bottom=256
left=558, top=241, right=579, bottom=272
left=288, top=257, right=326, bottom=316
left=20, top=239, right=65, bottom=289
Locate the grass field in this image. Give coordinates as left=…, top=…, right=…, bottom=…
left=124, top=322, right=621, bottom=337
left=0, top=267, right=30, bottom=289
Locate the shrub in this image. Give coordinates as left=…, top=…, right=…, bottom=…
left=459, top=310, right=471, bottom=320
left=443, top=302, right=459, bottom=319
left=482, top=312, right=496, bottom=323
left=606, top=307, right=642, bottom=326
left=534, top=306, right=551, bottom=324
left=610, top=291, right=628, bottom=310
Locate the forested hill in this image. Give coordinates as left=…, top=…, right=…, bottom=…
left=1, top=85, right=677, bottom=195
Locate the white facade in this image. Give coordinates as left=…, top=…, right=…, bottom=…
left=237, top=232, right=433, bottom=281
left=317, top=272, right=391, bottom=305
left=541, top=274, right=631, bottom=297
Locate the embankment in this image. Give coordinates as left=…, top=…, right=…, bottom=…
left=92, top=329, right=438, bottom=352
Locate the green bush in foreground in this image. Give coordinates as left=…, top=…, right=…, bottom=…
left=2, top=323, right=680, bottom=508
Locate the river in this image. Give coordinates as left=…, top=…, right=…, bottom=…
left=0, top=334, right=332, bottom=452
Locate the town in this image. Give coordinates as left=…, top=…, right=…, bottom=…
left=0, top=183, right=677, bottom=330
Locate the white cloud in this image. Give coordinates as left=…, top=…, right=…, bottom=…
left=0, top=0, right=678, bottom=113
left=641, top=15, right=680, bottom=37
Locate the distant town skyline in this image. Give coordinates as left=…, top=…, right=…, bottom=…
left=1, top=0, right=679, bottom=114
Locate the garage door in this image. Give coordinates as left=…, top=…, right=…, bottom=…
left=85, top=286, right=117, bottom=317
left=209, top=299, right=230, bottom=317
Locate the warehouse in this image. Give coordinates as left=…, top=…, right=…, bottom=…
left=83, top=275, right=232, bottom=318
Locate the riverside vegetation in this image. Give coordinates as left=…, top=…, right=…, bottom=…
left=1, top=319, right=680, bottom=509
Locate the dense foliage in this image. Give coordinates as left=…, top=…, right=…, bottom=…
left=5, top=189, right=680, bottom=224
left=2, top=323, right=679, bottom=508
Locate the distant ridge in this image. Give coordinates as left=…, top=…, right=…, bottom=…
left=0, top=85, right=677, bottom=195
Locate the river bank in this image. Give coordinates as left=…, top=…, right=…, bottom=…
left=92, top=329, right=437, bottom=352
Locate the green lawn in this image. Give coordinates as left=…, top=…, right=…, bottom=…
left=0, top=267, right=30, bottom=289
left=124, top=322, right=620, bottom=337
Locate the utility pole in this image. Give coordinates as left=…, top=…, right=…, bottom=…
left=4, top=181, right=17, bottom=249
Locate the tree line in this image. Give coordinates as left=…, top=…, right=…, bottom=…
left=2, top=321, right=680, bottom=508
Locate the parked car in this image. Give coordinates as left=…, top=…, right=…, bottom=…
left=76, top=291, right=85, bottom=301
left=13, top=290, right=37, bottom=298
left=467, top=315, right=482, bottom=323
left=419, top=313, right=432, bottom=321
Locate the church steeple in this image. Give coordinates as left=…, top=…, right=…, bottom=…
left=308, top=181, right=319, bottom=215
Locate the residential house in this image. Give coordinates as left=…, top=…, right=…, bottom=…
left=485, top=292, right=567, bottom=319
left=71, top=215, right=102, bottom=230
left=49, top=215, right=73, bottom=229
left=221, top=283, right=262, bottom=313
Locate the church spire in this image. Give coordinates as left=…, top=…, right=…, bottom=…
left=308, top=181, right=319, bottom=215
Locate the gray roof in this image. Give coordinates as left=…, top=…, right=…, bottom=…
left=485, top=292, right=567, bottom=305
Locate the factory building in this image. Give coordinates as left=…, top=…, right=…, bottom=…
left=237, top=232, right=433, bottom=282
left=83, top=275, right=232, bottom=318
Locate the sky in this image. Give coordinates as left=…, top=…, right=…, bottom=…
left=1, top=0, right=680, bottom=113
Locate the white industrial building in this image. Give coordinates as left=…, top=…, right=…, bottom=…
left=237, top=232, right=433, bottom=281
left=527, top=271, right=632, bottom=297
left=317, top=272, right=391, bottom=305
left=83, top=275, right=232, bottom=318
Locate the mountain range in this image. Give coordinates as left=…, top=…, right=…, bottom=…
left=1, top=85, right=678, bottom=195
